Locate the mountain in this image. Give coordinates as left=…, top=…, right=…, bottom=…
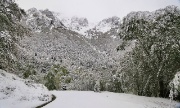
left=53, top=11, right=121, bottom=38
left=17, top=8, right=125, bottom=91
left=24, top=8, right=66, bottom=33
left=54, top=13, right=93, bottom=36
left=22, top=8, right=123, bottom=67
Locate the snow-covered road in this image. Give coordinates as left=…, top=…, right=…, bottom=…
left=43, top=91, right=178, bottom=108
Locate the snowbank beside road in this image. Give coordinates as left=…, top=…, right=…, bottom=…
left=0, top=69, right=52, bottom=108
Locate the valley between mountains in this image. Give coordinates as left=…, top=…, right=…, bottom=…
left=1, top=0, right=180, bottom=107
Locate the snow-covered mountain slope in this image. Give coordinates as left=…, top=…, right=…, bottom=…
left=19, top=31, right=111, bottom=73
left=20, top=8, right=122, bottom=71
left=25, top=8, right=121, bottom=38
left=0, top=69, right=52, bottom=108
left=54, top=13, right=97, bottom=37
left=44, top=91, right=178, bottom=108
left=55, top=14, right=91, bottom=35
left=24, top=8, right=65, bottom=33
left=84, top=16, right=120, bottom=39
left=18, top=8, right=129, bottom=91
left=95, top=16, right=120, bottom=33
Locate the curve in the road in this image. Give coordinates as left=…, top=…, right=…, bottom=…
left=36, top=94, right=56, bottom=108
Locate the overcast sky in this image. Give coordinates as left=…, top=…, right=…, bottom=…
left=15, top=0, right=180, bottom=22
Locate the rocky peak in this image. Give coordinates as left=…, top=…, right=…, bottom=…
left=40, top=9, right=55, bottom=20
left=95, top=16, right=120, bottom=33
left=84, top=16, right=120, bottom=38
left=25, top=8, right=65, bottom=33
left=100, top=16, right=120, bottom=26
left=66, top=16, right=89, bottom=33
left=71, top=17, right=89, bottom=27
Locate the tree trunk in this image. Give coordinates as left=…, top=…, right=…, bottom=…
left=159, top=77, right=164, bottom=97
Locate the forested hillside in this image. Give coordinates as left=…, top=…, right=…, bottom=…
left=0, top=0, right=28, bottom=73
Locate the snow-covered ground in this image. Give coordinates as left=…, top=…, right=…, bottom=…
left=44, top=91, right=178, bottom=108
left=0, top=69, right=52, bottom=108
left=0, top=69, right=179, bottom=108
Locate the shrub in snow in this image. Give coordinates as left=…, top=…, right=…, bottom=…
left=44, top=65, right=70, bottom=90
left=23, top=65, right=37, bottom=79
left=44, top=71, right=57, bottom=90
left=169, top=72, right=180, bottom=101
left=94, top=80, right=100, bottom=92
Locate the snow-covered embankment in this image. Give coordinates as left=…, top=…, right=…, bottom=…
left=0, top=69, right=52, bottom=108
